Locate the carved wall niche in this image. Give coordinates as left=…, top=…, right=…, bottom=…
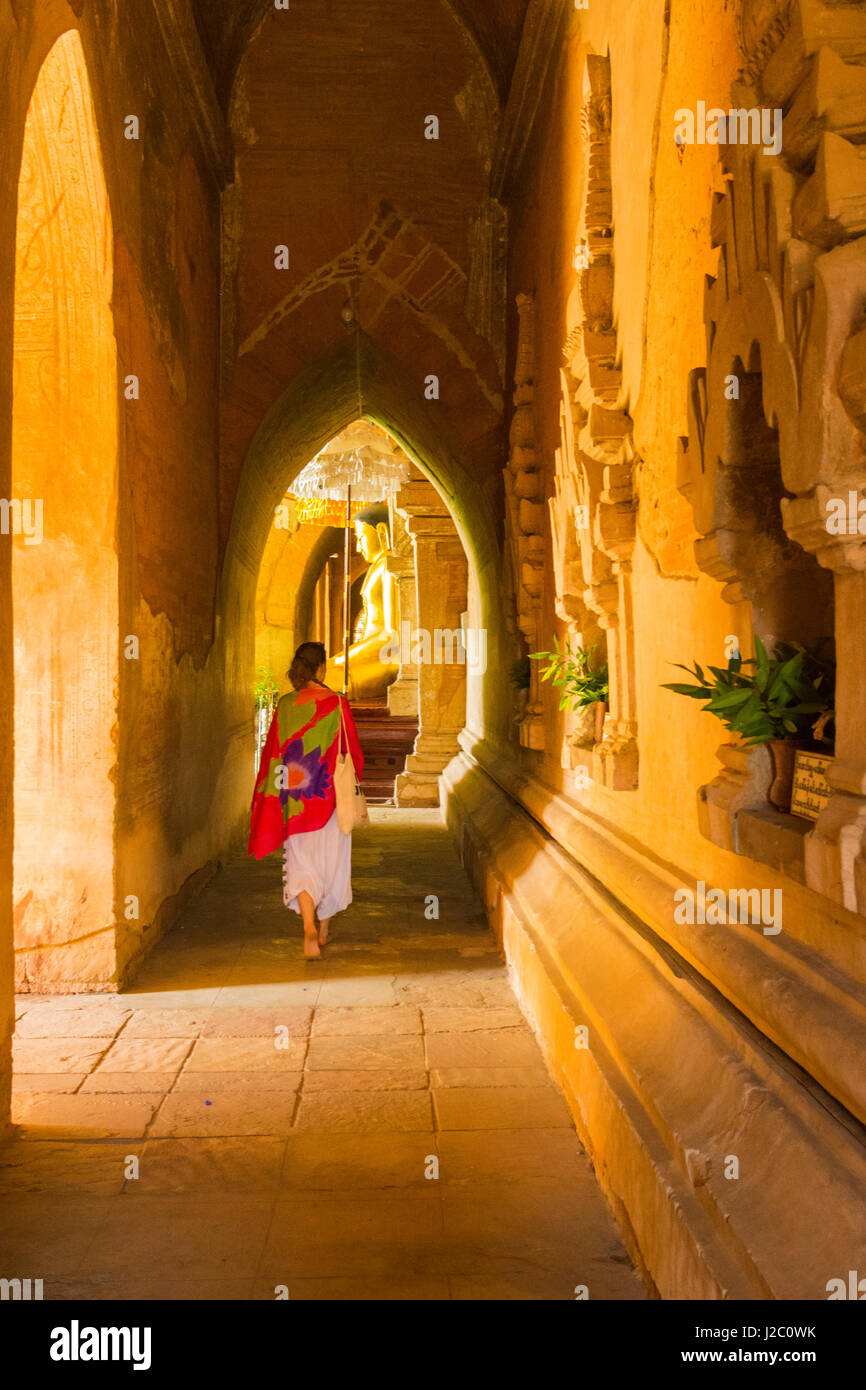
left=548, top=52, right=639, bottom=790
left=677, top=0, right=866, bottom=913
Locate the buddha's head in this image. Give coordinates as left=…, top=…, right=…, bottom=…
left=355, top=519, right=390, bottom=562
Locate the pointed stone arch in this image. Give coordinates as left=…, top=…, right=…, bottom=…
left=11, top=29, right=119, bottom=990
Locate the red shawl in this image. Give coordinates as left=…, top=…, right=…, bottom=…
left=248, top=685, right=364, bottom=859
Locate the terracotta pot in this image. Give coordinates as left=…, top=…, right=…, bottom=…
left=766, top=738, right=801, bottom=812
left=594, top=700, right=607, bottom=745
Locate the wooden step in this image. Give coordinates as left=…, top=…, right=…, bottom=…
left=351, top=701, right=418, bottom=805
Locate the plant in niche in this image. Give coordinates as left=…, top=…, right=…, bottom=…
left=530, top=636, right=609, bottom=712
left=661, top=636, right=834, bottom=746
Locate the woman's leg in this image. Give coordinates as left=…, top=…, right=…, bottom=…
left=297, top=890, right=321, bottom=959
left=317, top=916, right=331, bottom=946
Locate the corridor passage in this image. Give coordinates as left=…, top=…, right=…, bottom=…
left=0, top=811, right=644, bottom=1301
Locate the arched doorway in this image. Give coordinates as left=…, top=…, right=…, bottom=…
left=11, top=30, right=118, bottom=991
left=218, top=333, right=504, bottom=849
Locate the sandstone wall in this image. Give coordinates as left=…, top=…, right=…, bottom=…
left=443, top=0, right=866, bottom=1297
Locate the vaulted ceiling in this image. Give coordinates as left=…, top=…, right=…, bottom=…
left=210, top=0, right=525, bottom=541
left=190, top=0, right=530, bottom=110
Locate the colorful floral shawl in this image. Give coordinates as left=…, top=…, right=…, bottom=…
left=248, top=686, right=364, bottom=859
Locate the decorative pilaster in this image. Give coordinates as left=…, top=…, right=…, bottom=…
left=548, top=53, right=639, bottom=789
left=392, top=477, right=468, bottom=805
left=505, top=293, right=546, bottom=750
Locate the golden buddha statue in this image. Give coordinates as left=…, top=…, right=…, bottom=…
left=326, top=518, right=400, bottom=699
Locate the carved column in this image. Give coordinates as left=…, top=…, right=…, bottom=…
left=393, top=477, right=468, bottom=806
left=505, top=293, right=546, bottom=750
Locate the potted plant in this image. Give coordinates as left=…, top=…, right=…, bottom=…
left=661, top=636, right=834, bottom=811
left=530, top=636, right=610, bottom=744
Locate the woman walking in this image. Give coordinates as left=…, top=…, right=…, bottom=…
left=248, top=642, right=364, bottom=959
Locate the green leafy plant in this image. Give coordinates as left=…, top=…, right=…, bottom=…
left=508, top=656, right=531, bottom=691
left=661, top=636, right=834, bottom=746
left=530, top=636, right=609, bottom=712
left=254, top=666, right=280, bottom=712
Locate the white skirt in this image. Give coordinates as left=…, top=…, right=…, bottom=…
left=282, top=809, right=352, bottom=918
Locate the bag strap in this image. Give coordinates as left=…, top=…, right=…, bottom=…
left=337, top=698, right=362, bottom=792
left=338, top=695, right=349, bottom=757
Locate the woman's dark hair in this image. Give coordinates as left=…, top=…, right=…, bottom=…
left=288, top=641, right=327, bottom=691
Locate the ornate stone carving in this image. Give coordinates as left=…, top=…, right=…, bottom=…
left=677, top=0, right=866, bottom=913
left=548, top=53, right=639, bottom=789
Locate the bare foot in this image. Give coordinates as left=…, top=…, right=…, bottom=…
left=303, top=928, right=321, bottom=960
left=317, top=918, right=331, bottom=947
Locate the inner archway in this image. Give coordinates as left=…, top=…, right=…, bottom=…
left=251, top=418, right=473, bottom=805
left=11, top=30, right=118, bottom=991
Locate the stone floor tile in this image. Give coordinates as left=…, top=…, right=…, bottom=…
left=201, top=1006, right=312, bottom=1038
left=0, top=1195, right=115, bottom=1274
left=15, top=993, right=124, bottom=1011
left=11, top=1093, right=162, bottom=1139
left=122, top=1009, right=213, bottom=1037
left=436, top=1129, right=590, bottom=1185
left=432, top=1086, right=573, bottom=1131
left=93, top=1037, right=193, bottom=1073
left=79, top=1072, right=177, bottom=1093
left=213, top=983, right=322, bottom=1008
left=116, top=989, right=223, bottom=1011
left=311, top=1006, right=421, bottom=1036
left=148, top=1092, right=298, bottom=1138
left=84, top=1196, right=273, bottom=1278
left=301, top=1070, right=428, bottom=1092
left=12, top=1073, right=86, bottom=1093
left=430, top=1066, right=553, bottom=1088
left=440, top=1182, right=628, bottom=1269
left=172, top=1070, right=302, bottom=1093
left=0, top=1140, right=129, bottom=1196
left=305, top=1034, right=426, bottom=1071
left=183, top=1036, right=306, bottom=1071
left=314, top=978, right=399, bottom=1008
left=258, top=1191, right=443, bottom=1278
left=280, top=1132, right=438, bottom=1190
left=422, top=1006, right=528, bottom=1033
left=130, top=1137, right=286, bottom=1193
left=425, top=1029, right=543, bottom=1069
left=14, top=1005, right=132, bottom=1038
left=293, top=1091, right=433, bottom=1133
left=12, top=1038, right=111, bottom=1074
left=395, top=982, right=498, bottom=1008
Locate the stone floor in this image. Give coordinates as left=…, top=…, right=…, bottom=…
left=0, top=809, right=645, bottom=1300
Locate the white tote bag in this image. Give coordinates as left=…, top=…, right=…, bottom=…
left=334, top=697, right=369, bottom=834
